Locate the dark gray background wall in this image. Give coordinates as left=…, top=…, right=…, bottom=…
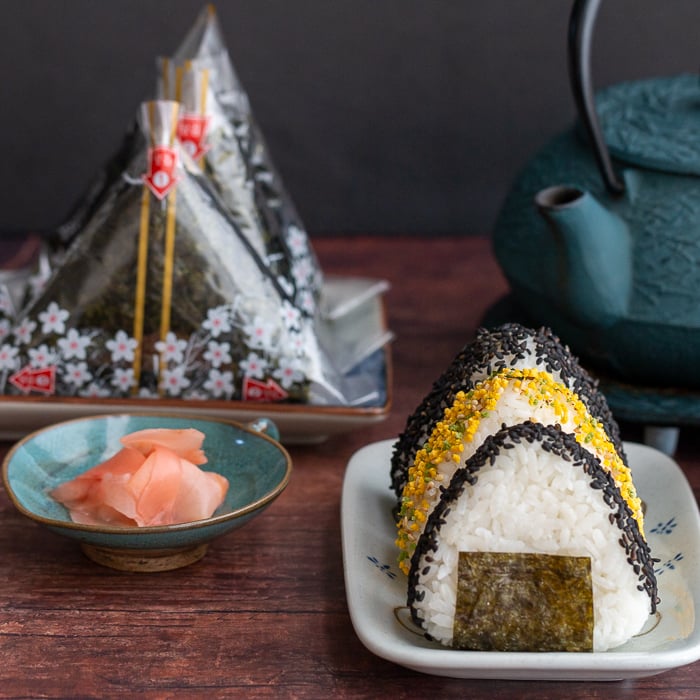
left=2, top=0, right=699, bottom=237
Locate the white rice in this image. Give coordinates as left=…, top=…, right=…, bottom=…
left=408, top=381, right=610, bottom=544
left=403, top=336, right=563, bottom=465
left=411, top=440, right=650, bottom=652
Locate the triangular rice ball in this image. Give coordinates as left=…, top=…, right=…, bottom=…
left=408, top=422, right=658, bottom=652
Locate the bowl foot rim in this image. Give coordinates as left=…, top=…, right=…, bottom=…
left=80, top=542, right=209, bottom=572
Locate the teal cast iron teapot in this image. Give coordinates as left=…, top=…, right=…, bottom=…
left=493, top=0, right=700, bottom=388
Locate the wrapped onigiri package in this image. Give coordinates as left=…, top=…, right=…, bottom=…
left=0, top=101, right=345, bottom=404
left=166, top=4, right=322, bottom=316
left=52, top=4, right=322, bottom=320
left=156, top=58, right=319, bottom=317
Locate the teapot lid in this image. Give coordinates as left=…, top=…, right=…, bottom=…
left=597, top=74, right=700, bottom=176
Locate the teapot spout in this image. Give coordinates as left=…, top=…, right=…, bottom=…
left=535, top=185, right=632, bottom=327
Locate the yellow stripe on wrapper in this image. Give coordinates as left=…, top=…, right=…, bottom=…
left=167, top=100, right=179, bottom=144
left=159, top=187, right=177, bottom=348
left=132, top=186, right=151, bottom=392
left=156, top=102, right=181, bottom=394
left=395, top=367, right=644, bottom=574
left=175, top=65, right=184, bottom=104
left=134, top=101, right=181, bottom=394
left=199, top=69, right=209, bottom=117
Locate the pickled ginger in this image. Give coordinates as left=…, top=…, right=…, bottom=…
left=50, top=428, right=228, bottom=527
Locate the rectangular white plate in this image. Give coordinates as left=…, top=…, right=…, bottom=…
left=341, top=439, right=700, bottom=680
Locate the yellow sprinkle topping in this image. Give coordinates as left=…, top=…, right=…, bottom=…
left=395, top=368, right=643, bottom=574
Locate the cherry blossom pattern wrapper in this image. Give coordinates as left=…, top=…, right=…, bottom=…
left=1, top=100, right=344, bottom=405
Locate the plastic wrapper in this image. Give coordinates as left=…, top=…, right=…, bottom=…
left=0, top=236, right=51, bottom=333
left=5, top=5, right=391, bottom=408
left=0, top=101, right=347, bottom=404
left=156, top=59, right=313, bottom=317
left=52, top=5, right=322, bottom=319
left=162, top=5, right=322, bottom=316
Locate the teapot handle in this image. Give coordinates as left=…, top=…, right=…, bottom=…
left=568, top=0, right=625, bottom=195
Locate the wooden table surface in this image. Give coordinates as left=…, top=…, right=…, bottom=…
left=1, top=235, right=699, bottom=698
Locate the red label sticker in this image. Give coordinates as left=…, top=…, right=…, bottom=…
left=142, top=146, right=179, bottom=199
left=10, top=365, right=56, bottom=395
left=177, top=114, right=210, bottom=161
left=242, top=377, right=288, bottom=402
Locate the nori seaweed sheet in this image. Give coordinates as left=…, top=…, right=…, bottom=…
left=454, top=551, right=593, bottom=652
left=7, top=137, right=314, bottom=401
left=23, top=176, right=240, bottom=342
left=407, top=422, right=659, bottom=647
left=201, top=117, right=298, bottom=299
left=390, top=323, right=626, bottom=501
left=169, top=6, right=323, bottom=314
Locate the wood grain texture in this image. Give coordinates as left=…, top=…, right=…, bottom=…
left=1, top=236, right=698, bottom=698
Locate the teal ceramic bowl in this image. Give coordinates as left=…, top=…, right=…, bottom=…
left=2, top=414, right=291, bottom=572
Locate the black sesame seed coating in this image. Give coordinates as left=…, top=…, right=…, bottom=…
left=406, top=422, right=658, bottom=637
left=390, top=323, right=626, bottom=502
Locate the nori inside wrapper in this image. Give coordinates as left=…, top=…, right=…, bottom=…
left=2, top=101, right=343, bottom=404
left=454, top=551, right=594, bottom=652
left=167, top=5, right=322, bottom=315
left=51, top=5, right=322, bottom=318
